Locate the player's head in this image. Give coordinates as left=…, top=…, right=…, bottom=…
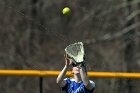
left=72, top=66, right=80, bottom=74
left=71, top=63, right=87, bottom=75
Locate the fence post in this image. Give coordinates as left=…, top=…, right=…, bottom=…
left=39, top=77, right=43, bottom=93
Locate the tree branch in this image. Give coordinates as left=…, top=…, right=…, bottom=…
left=84, top=23, right=140, bottom=44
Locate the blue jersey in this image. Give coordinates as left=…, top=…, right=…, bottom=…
left=62, top=78, right=95, bottom=93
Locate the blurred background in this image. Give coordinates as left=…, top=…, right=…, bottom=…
left=0, top=0, right=140, bottom=93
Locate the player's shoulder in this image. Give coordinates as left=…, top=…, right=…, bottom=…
left=64, top=78, right=74, bottom=81
left=60, top=78, right=73, bottom=87
left=64, top=78, right=79, bottom=84
left=89, top=80, right=96, bottom=88
left=64, top=78, right=74, bottom=83
left=64, top=78, right=69, bottom=80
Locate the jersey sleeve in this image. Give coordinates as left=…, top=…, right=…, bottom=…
left=61, top=78, right=71, bottom=91
left=89, top=80, right=95, bottom=88
left=85, top=80, right=96, bottom=92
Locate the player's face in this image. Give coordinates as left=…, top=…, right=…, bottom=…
left=72, top=67, right=80, bottom=74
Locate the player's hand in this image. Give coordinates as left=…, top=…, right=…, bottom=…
left=64, top=53, right=73, bottom=68
left=78, top=62, right=86, bottom=68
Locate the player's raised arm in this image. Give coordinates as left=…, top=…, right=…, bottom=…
left=79, top=63, right=95, bottom=91
left=56, top=53, right=72, bottom=87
